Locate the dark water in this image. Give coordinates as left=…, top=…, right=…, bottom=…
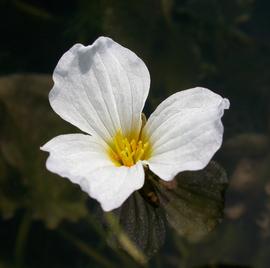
left=0, top=0, right=270, bottom=267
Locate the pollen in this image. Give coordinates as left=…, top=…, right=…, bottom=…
left=108, top=131, right=151, bottom=167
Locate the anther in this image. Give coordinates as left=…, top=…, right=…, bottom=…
left=109, top=131, right=150, bottom=167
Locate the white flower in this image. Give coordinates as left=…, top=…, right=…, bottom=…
left=41, top=36, right=230, bottom=212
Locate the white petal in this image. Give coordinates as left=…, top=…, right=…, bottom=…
left=41, top=134, right=144, bottom=211
left=41, top=134, right=112, bottom=184
left=50, top=36, right=150, bottom=142
left=81, top=163, right=145, bottom=211
left=142, top=87, right=230, bottom=181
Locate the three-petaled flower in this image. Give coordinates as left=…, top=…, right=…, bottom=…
left=41, top=37, right=230, bottom=211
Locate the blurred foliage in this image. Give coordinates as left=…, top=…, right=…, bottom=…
left=0, top=75, right=88, bottom=228
left=0, top=0, right=270, bottom=267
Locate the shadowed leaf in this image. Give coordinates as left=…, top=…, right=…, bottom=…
left=117, top=191, right=166, bottom=258
left=153, top=161, right=227, bottom=242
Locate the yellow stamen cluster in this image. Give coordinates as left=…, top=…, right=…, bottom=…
left=109, top=131, right=150, bottom=167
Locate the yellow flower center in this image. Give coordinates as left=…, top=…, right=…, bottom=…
left=108, top=131, right=151, bottom=167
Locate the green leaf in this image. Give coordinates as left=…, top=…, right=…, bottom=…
left=153, top=161, right=228, bottom=242
left=117, top=191, right=166, bottom=258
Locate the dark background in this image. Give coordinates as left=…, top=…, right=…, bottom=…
left=0, top=0, right=270, bottom=267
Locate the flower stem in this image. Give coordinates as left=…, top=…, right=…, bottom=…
left=58, top=229, right=115, bottom=268
left=85, top=214, right=139, bottom=267
left=104, top=212, right=148, bottom=266
left=14, top=212, right=32, bottom=268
